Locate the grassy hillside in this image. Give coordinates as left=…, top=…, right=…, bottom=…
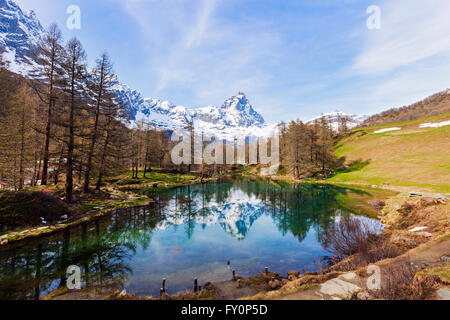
left=330, top=112, right=450, bottom=193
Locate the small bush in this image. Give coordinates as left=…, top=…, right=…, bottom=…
left=370, top=261, right=420, bottom=300
left=364, top=238, right=401, bottom=264
left=322, top=217, right=402, bottom=271
left=322, top=217, right=372, bottom=259
left=397, top=202, right=415, bottom=216
left=368, top=199, right=386, bottom=211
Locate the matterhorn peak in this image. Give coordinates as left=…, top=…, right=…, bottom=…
left=0, top=0, right=270, bottom=136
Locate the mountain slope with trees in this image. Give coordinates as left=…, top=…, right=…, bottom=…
left=362, top=89, right=450, bottom=127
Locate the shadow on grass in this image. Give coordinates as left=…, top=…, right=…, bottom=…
left=334, top=158, right=371, bottom=174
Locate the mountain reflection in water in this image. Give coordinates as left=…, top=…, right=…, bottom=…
left=0, top=178, right=383, bottom=299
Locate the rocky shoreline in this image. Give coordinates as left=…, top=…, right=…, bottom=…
left=0, top=176, right=218, bottom=247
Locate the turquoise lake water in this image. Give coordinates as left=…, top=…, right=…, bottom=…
left=0, top=178, right=383, bottom=299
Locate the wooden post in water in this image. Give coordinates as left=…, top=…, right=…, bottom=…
left=162, top=278, right=166, bottom=293
left=194, top=278, right=198, bottom=293
left=227, top=260, right=230, bottom=266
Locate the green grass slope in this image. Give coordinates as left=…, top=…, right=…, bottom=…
left=330, top=113, right=450, bottom=192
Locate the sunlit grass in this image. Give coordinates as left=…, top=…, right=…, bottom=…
left=330, top=113, right=450, bottom=192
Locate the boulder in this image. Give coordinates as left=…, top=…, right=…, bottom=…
left=287, top=271, right=300, bottom=281
left=340, top=272, right=357, bottom=281
left=415, top=231, right=433, bottom=238
left=357, top=291, right=370, bottom=300
left=392, top=235, right=417, bottom=247
left=119, top=290, right=127, bottom=297
left=409, top=192, right=423, bottom=199
left=319, top=278, right=361, bottom=299
left=268, top=280, right=281, bottom=290
left=437, top=288, right=450, bottom=300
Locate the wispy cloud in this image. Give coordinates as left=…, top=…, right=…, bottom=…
left=16, top=0, right=450, bottom=121
left=353, top=0, right=450, bottom=75
left=336, top=0, right=450, bottom=114
left=117, top=0, right=282, bottom=107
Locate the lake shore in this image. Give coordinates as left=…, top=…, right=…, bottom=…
left=0, top=170, right=218, bottom=247
left=2, top=171, right=448, bottom=300
left=39, top=176, right=449, bottom=301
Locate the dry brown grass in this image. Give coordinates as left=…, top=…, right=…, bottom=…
left=370, top=261, right=421, bottom=300
left=322, top=217, right=403, bottom=271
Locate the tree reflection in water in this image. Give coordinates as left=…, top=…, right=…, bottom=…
left=0, top=178, right=379, bottom=299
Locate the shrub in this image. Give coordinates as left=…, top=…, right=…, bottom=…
left=370, top=261, right=420, bottom=300
left=368, top=199, right=386, bottom=211
left=322, top=217, right=402, bottom=271
left=322, top=216, right=371, bottom=259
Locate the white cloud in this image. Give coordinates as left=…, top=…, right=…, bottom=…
left=353, top=0, right=450, bottom=75
left=117, top=0, right=281, bottom=107
left=323, top=0, right=450, bottom=117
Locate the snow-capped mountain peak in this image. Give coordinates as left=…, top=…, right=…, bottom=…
left=0, top=0, right=43, bottom=74
left=0, top=0, right=274, bottom=137
left=114, top=83, right=269, bottom=135
left=306, top=110, right=368, bottom=131
left=219, top=92, right=265, bottom=127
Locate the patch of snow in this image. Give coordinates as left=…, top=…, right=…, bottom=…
left=374, top=127, right=401, bottom=134
left=408, top=226, right=428, bottom=232
left=419, top=120, right=450, bottom=128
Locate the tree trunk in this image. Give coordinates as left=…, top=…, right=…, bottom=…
left=41, top=100, right=52, bottom=185
left=83, top=61, right=105, bottom=193
left=66, top=61, right=75, bottom=204
left=96, top=130, right=110, bottom=191
left=18, top=104, right=26, bottom=190
left=42, top=46, right=56, bottom=186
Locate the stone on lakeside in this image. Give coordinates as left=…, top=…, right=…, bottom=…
left=437, top=288, right=450, bottom=300
left=319, top=278, right=361, bottom=299
left=339, top=272, right=357, bottom=281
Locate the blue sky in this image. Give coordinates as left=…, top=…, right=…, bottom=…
left=15, top=0, right=450, bottom=122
